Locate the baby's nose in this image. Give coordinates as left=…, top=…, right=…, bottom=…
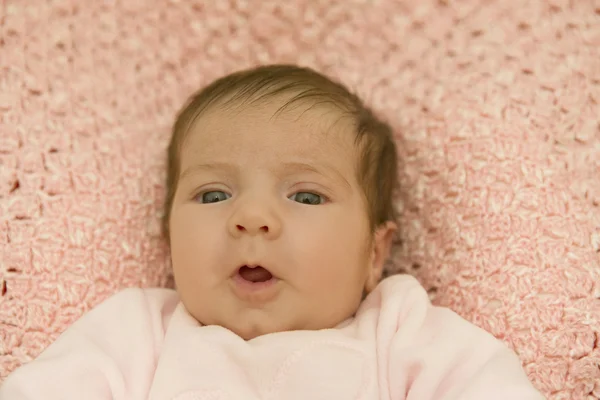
left=227, top=201, right=282, bottom=239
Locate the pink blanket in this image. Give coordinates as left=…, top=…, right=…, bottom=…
left=1, top=1, right=599, bottom=399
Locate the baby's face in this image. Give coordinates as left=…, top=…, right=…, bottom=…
left=169, top=99, right=386, bottom=340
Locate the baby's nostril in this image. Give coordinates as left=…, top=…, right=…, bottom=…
left=234, top=224, right=269, bottom=233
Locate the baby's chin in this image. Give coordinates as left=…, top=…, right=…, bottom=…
left=231, top=325, right=276, bottom=341
left=223, top=319, right=298, bottom=341
left=185, top=299, right=360, bottom=340
left=184, top=304, right=301, bottom=340
left=216, top=313, right=355, bottom=341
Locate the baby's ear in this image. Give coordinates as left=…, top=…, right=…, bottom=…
left=365, top=221, right=397, bottom=293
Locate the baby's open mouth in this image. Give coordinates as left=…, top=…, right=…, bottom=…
left=238, top=265, right=273, bottom=283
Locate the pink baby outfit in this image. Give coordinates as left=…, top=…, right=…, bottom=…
left=0, top=275, right=544, bottom=399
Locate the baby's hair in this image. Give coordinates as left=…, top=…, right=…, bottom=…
left=163, top=64, right=398, bottom=240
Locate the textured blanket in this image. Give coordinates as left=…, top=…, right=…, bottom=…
left=0, top=1, right=599, bottom=399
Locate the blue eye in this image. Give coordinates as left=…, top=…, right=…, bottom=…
left=198, top=191, right=231, bottom=204
left=289, top=192, right=325, bottom=205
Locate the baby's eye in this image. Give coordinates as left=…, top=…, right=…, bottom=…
left=197, top=191, right=231, bottom=204
left=289, top=192, right=325, bottom=205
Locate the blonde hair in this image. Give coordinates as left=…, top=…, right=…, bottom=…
left=164, top=64, right=398, bottom=239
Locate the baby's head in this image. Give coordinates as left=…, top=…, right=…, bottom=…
left=164, top=65, right=398, bottom=340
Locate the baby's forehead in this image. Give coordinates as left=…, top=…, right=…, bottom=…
left=188, top=95, right=357, bottom=146
left=179, top=99, right=360, bottom=174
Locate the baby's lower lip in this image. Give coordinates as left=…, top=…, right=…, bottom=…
left=232, top=272, right=278, bottom=289
left=230, top=273, right=280, bottom=304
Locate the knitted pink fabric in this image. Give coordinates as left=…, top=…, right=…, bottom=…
left=1, top=1, right=599, bottom=399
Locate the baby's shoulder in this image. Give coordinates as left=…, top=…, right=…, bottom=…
left=110, top=286, right=179, bottom=304
left=355, top=274, right=433, bottom=329
left=80, top=286, right=180, bottom=329
left=97, top=286, right=179, bottom=309
left=374, top=273, right=430, bottom=303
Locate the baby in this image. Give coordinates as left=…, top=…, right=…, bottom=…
left=0, top=65, right=544, bottom=399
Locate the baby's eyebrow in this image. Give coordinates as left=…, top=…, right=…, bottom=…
left=278, top=161, right=351, bottom=189
left=180, top=162, right=238, bottom=180
left=180, top=161, right=351, bottom=189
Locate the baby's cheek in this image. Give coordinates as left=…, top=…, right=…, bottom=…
left=171, top=210, right=225, bottom=257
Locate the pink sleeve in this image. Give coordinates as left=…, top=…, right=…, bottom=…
left=379, top=279, right=546, bottom=400
left=0, top=288, right=178, bottom=400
